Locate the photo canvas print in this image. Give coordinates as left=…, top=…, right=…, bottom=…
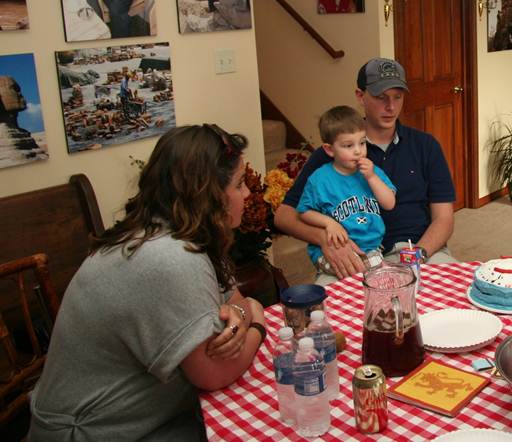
left=61, top=0, right=157, bottom=42
left=0, top=0, right=29, bottom=30
left=318, top=0, right=364, bottom=14
left=55, top=42, right=175, bottom=154
left=487, top=0, right=512, bottom=52
left=177, top=0, right=251, bottom=34
left=0, top=53, right=48, bottom=170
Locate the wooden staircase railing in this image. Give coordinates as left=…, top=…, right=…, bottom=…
left=275, top=0, right=345, bottom=59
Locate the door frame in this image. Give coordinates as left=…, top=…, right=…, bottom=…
left=393, top=0, right=479, bottom=209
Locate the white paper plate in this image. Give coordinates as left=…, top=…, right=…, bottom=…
left=420, top=308, right=502, bottom=353
left=467, top=286, right=512, bottom=315
left=432, top=429, right=512, bottom=441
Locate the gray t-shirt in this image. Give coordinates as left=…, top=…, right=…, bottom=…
left=29, top=235, right=231, bottom=441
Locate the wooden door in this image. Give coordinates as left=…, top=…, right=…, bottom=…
left=393, top=0, right=467, bottom=210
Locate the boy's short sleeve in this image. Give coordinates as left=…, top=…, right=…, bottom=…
left=296, top=176, right=320, bottom=214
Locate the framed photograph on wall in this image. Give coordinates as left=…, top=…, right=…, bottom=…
left=0, top=0, right=29, bottom=30
left=55, top=42, right=175, bottom=154
left=60, top=0, right=157, bottom=42
left=318, top=0, right=365, bottom=14
left=177, top=0, right=252, bottom=34
left=0, top=53, right=48, bottom=170
left=487, top=0, right=512, bottom=52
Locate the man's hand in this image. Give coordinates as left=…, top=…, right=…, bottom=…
left=321, top=235, right=366, bottom=278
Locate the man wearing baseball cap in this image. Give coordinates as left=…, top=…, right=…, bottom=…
left=274, top=57, right=457, bottom=284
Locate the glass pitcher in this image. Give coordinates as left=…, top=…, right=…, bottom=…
left=362, top=263, right=425, bottom=377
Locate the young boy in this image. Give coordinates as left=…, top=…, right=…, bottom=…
left=297, top=105, right=396, bottom=277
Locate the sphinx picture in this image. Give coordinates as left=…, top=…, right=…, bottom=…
left=0, top=53, right=47, bottom=170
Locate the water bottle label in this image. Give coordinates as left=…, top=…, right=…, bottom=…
left=319, top=343, right=336, bottom=364
left=274, top=365, right=294, bottom=385
left=294, top=371, right=327, bottom=396
left=274, top=354, right=294, bottom=385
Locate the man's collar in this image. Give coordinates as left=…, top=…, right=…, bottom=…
left=366, top=130, right=400, bottom=147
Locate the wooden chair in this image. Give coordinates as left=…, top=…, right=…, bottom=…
left=0, top=174, right=105, bottom=304
left=0, top=253, right=60, bottom=431
left=0, top=174, right=104, bottom=439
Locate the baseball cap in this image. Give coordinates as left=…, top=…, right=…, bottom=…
left=357, top=58, right=409, bottom=96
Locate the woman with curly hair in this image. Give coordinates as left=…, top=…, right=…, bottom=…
left=28, top=124, right=266, bottom=441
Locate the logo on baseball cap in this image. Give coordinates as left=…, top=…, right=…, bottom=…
left=357, top=58, right=409, bottom=96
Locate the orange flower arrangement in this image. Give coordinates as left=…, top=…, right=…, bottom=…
left=230, top=150, right=310, bottom=264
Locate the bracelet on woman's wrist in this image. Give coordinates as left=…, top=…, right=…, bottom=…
left=230, top=304, right=246, bottom=321
left=248, top=322, right=266, bottom=346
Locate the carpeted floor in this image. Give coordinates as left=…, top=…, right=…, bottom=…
left=273, top=196, right=512, bottom=286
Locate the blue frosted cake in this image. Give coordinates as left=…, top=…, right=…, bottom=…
left=469, top=259, right=512, bottom=309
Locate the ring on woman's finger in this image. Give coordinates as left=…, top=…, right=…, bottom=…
left=230, top=324, right=239, bottom=335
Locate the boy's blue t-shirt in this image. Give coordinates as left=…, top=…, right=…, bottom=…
left=297, top=163, right=396, bottom=263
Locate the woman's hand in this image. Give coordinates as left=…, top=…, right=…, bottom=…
left=206, top=304, right=247, bottom=360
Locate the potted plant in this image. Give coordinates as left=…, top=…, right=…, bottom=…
left=489, top=119, right=512, bottom=201
left=231, top=150, right=309, bottom=306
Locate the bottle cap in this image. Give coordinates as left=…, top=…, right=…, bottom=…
left=278, top=327, right=293, bottom=340
left=298, top=337, right=314, bottom=350
left=310, top=310, right=325, bottom=322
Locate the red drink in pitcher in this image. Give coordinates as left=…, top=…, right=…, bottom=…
left=362, top=323, right=425, bottom=377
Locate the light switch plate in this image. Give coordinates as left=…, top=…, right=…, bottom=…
left=214, top=48, right=236, bottom=74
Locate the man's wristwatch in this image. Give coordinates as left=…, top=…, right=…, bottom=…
left=417, top=246, right=428, bottom=262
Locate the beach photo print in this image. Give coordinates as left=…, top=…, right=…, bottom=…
left=55, top=42, right=175, bottom=154
left=0, top=53, right=48, bottom=170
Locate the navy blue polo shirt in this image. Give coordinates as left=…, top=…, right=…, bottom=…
left=283, top=121, right=456, bottom=252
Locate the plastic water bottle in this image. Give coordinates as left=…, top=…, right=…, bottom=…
left=272, top=327, right=296, bottom=425
left=293, top=337, right=331, bottom=437
left=306, top=310, right=339, bottom=401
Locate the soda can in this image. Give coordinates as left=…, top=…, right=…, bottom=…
left=352, top=365, right=388, bottom=434
left=400, top=246, right=422, bottom=290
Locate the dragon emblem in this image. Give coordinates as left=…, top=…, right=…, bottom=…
left=414, top=372, right=473, bottom=398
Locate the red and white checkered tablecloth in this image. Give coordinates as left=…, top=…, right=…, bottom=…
left=200, top=262, right=512, bottom=441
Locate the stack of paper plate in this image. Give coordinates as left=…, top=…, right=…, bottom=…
left=419, top=309, right=503, bottom=353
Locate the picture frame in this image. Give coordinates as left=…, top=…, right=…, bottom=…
left=177, top=0, right=252, bottom=34
left=317, top=0, right=365, bottom=14
left=0, top=53, right=47, bottom=170
left=60, top=0, right=157, bottom=42
left=55, top=42, right=175, bottom=154
left=0, top=0, right=29, bottom=30
left=487, top=1, right=512, bottom=52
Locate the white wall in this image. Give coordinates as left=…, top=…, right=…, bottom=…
left=0, top=0, right=265, bottom=226
left=254, top=0, right=512, bottom=199
left=254, top=0, right=387, bottom=146
left=476, top=13, right=512, bottom=198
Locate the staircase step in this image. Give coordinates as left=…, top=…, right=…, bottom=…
left=262, top=119, right=286, bottom=154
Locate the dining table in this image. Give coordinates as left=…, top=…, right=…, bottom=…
left=200, top=262, right=512, bottom=441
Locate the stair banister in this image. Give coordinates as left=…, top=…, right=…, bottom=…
left=274, top=0, right=345, bottom=59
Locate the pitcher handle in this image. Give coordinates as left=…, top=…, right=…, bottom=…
left=391, top=296, right=404, bottom=342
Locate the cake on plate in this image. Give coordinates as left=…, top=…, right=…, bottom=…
left=469, top=258, right=512, bottom=309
